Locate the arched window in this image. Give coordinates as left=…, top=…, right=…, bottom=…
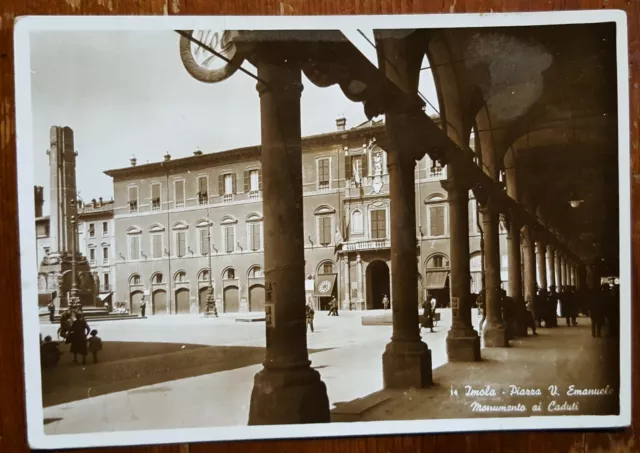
left=350, top=209, right=363, bottom=235
left=318, top=261, right=335, bottom=275
left=172, top=221, right=189, bottom=258
left=248, top=265, right=263, bottom=278
left=427, top=254, right=450, bottom=269
left=220, top=216, right=237, bottom=254
left=196, top=219, right=212, bottom=256
left=246, top=213, right=263, bottom=252
left=199, top=269, right=210, bottom=281
left=126, top=226, right=142, bottom=261
left=174, top=271, right=187, bottom=283
left=129, top=274, right=141, bottom=285
left=314, top=205, right=335, bottom=247
left=223, top=267, right=236, bottom=280
left=426, top=194, right=447, bottom=238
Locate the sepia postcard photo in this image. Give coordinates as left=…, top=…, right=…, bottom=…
left=13, top=11, right=631, bottom=450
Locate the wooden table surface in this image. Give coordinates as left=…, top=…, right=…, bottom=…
left=0, top=1, right=638, bottom=452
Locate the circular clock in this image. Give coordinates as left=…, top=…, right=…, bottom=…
left=318, top=280, right=332, bottom=293
left=179, top=30, right=245, bottom=84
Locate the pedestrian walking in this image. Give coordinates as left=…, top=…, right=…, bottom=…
left=306, top=303, right=315, bottom=333
left=382, top=294, right=389, bottom=310
left=140, top=296, right=146, bottom=318
left=47, top=301, right=56, bottom=323
left=589, top=290, right=604, bottom=337
left=88, top=329, right=103, bottom=363
left=40, top=335, right=61, bottom=368
left=476, top=290, right=486, bottom=333
left=69, top=314, right=90, bottom=365
left=421, top=299, right=434, bottom=333
left=328, top=296, right=339, bottom=316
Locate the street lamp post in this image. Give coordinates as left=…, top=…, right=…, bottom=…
left=205, top=209, right=218, bottom=317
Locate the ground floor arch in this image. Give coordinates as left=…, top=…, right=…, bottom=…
left=175, top=288, right=190, bottom=314
left=224, top=286, right=240, bottom=313
left=366, top=260, right=390, bottom=310
left=130, top=290, right=143, bottom=315
left=249, top=285, right=265, bottom=312
left=152, top=289, right=167, bottom=315
left=198, top=286, right=211, bottom=313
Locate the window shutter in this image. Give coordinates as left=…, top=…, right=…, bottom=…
left=258, top=168, right=263, bottom=190
left=380, top=210, right=387, bottom=238
left=345, top=156, right=352, bottom=179
left=244, top=170, right=249, bottom=193
left=362, top=154, right=368, bottom=177
left=218, top=174, right=224, bottom=196
left=231, top=173, right=237, bottom=194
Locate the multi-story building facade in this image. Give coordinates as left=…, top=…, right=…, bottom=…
left=105, top=118, right=508, bottom=315
left=76, top=198, right=116, bottom=306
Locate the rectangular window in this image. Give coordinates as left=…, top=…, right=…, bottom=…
left=103, top=273, right=110, bottom=291
left=174, top=180, right=185, bottom=208
left=317, top=158, right=330, bottom=190
left=371, top=210, right=387, bottom=239
left=151, top=234, right=162, bottom=259
left=129, top=235, right=140, bottom=261
left=318, top=216, right=332, bottom=246
left=249, top=223, right=261, bottom=251
left=224, top=174, right=233, bottom=194
left=102, top=247, right=109, bottom=264
left=198, top=176, right=208, bottom=205
left=89, top=248, right=96, bottom=262
left=199, top=228, right=210, bottom=255
left=88, top=223, right=95, bottom=238
left=151, top=183, right=161, bottom=211
left=102, top=221, right=109, bottom=236
left=224, top=226, right=235, bottom=253
left=429, top=205, right=446, bottom=237
left=128, top=186, right=138, bottom=213
left=175, top=231, right=186, bottom=257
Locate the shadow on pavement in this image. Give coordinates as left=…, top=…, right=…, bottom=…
left=42, top=342, right=330, bottom=407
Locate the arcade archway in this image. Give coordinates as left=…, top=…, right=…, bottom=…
left=366, top=260, right=390, bottom=310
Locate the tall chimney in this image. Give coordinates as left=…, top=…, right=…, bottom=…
left=336, top=115, right=346, bottom=131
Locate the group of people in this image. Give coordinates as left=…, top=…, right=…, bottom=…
left=305, top=295, right=341, bottom=333
left=41, top=304, right=103, bottom=368
left=421, top=295, right=438, bottom=333
left=475, top=284, right=620, bottom=340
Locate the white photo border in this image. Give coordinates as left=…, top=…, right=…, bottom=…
left=13, top=10, right=631, bottom=450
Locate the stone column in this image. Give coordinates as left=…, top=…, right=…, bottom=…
left=442, top=177, right=480, bottom=361
left=356, top=253, right=363, bottom=309
left=586, top=265, right=594, bottom=289
left=561, top=255, right=567, bottom=289
left=248, top=55, right=329, bottom=425
left=342, top=256, right=350, bottom=310
left=536, top=240, right=547, bottom=291
left=554, top=249, right=563, bottom=289
left=479, top=195, right=507, bottom=347
left=506, top=214, right=525, bottom=336
left=546, top=245, right=556, bottom=290
left=522, top=226, right=537, bottom=306
left=381, top=132, right=432, bottom=388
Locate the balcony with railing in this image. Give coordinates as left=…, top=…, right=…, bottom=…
left=151, top=198, right=161, bottom=212
left=342, top=238, right=390, bottom=252
left=249, top=190, right=261, bottom=200
left=223, top=193, right=234, bottom=203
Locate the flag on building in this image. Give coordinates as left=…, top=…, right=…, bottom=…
left=334, top=220, right=344, bottom=255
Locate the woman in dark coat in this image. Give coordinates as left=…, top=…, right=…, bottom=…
left=421, top=300, right=434, bottom=333
left=69, top=314, right=90, bottom=364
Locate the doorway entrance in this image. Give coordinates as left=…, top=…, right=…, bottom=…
left=152, top=289, right=167, bottom=315
left=366, top=260, right=390, bottom=310
left=175, top=288, right=190, bottom=314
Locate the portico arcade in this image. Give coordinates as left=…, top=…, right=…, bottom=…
left=177, top=23, right=619, bottom=425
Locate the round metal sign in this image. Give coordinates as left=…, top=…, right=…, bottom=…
left=318, top=280, right=332, bottom=294
left=179, top=30, right=245, bottom=84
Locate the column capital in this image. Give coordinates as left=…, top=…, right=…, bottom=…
left=439, top=178, right=469, bottom=201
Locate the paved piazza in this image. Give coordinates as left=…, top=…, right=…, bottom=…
left=41, top=309, right=478, bottom=434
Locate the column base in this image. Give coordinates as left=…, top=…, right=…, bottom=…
left=248, top=365, right=330, bottom=425
left=446, top=327, right=481, bottom=362
left=482, top=321, right=509, bottom=347
left=382, top=339, right=432, bottom=388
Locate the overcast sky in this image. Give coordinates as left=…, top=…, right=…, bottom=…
left=30, top=30, right=438, bottom=214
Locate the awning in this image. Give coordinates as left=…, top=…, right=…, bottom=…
left=424, top=271, right=449, bottom=289
left=314, top=274, right=337, bottom=297
left=99, top=292, right=113, bottom=302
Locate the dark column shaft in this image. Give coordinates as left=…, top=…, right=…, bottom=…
left=381, top=113, right=432, bottom=388
left=480, top=197, right=507, bottom=347
left=536, top=241, right=547, bottom=290
left=522, top=226, right=537, bottom=303
left=443, top=175, right=480, bottom=361
left=248, top=54, right=329, bottom=425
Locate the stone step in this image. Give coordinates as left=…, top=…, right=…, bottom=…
left=235, top=315, right=265, bottom=323
left=331, top=392, right=391, bottom=422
